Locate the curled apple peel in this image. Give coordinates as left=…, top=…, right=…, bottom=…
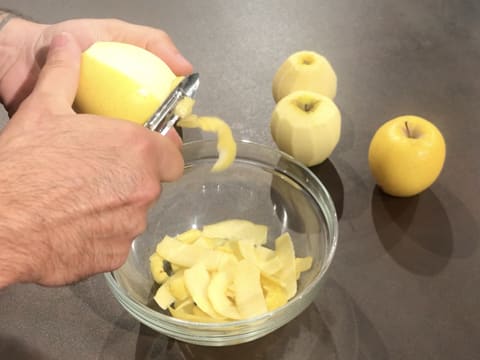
left=175, top=99, right=237, bottom=172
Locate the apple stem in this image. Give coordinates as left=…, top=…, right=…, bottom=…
left=304, top=103, right=312, bottom=112
left=405, top=121, right=412, bottom=138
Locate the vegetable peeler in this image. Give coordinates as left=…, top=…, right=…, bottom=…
left=144, top=73, right=200, bottom=135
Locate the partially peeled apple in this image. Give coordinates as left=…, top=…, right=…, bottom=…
left=74, top=41, right=179, bottom=125
left=74, top=41, right=236, bottom=171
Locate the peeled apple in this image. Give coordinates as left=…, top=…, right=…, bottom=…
left=270, top=90, right=341, bottom=166
left=272, top=50, right=337, bottom=102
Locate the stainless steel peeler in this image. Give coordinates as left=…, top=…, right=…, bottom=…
left=143, top=73, right=200, bottom=135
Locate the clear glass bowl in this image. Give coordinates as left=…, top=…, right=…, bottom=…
left=105, top=140, right=338, bottom=346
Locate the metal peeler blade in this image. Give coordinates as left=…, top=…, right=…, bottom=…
left=144, top=73, right=200, bottom=135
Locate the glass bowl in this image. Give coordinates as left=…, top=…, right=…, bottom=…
left=105, top=140, right=338, bottom=346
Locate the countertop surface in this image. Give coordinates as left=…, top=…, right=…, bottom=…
left=1, top=1, right=479, bottom=359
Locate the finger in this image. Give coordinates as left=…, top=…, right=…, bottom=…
left=146, top=131, right=185, bottom=182
left=165, top=128, right=183, bottom=149
left=30, top=32, right=82, bottom=114
left=101, top=20, right=193, bottom=76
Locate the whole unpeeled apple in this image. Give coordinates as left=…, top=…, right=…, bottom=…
left=272, top=51, right=337, bottom=103
left=270, top=90, right=341, bottom=167
left=74, top=41, right=178, bottom=124
left=368, top=115, right=446, bottom=197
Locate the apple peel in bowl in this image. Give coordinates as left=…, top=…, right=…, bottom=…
left=149, top=219, right=313, bottom=322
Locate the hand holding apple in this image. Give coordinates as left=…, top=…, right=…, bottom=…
left=0, top=33, right=184, bottom=288
left=368, top=115, right=446, bottom=197
left=74, top=41, right=237, bottom=172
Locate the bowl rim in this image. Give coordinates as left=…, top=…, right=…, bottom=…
left=104, top=139, right=338, bottom=328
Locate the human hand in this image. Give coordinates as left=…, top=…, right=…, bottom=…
left=0, top=33, right=184, bottom=288
left=0, top=16, right=193, bottom=115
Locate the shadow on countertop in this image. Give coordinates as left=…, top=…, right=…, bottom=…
left=131, top=278, right=388, bottom=360
left=0, top=336, right=51, bottom=360
left=268, top=158, right=344, bottom=235
left=371, top=185, right=478, bottom=276
left=310, top=159, right=345, bottom=220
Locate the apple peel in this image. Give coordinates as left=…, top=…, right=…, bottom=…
left=234, top=259, right=268, bottom=318
left=149, top=252, right=169, bottom=284
left=203, top=219, right=268, bottom=245
left=274, top=232, right=297, bottom=300
left=177, top=114, right=237, bottom=172
left=151, top=219, right=313, bottom=322
left=169, top=305, right=223, bottom=323
left=208, top=271, right=242, bottom=320
left=153, top=282, right=176, bottom=310
left=184, top=263, right=225, bottom=319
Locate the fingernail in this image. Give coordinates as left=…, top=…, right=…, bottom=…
left=50, top=32, right=70, bottom=49
left=174, top=52, right=193, bottom=69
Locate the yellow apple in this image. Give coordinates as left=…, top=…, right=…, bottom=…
left=272, top=50, right=337, bottom=103
left=368, top=115, right=446, bottom=197
left=270, top=90, right=341, bottom=167
left=74, top=41, right=178, bottom=124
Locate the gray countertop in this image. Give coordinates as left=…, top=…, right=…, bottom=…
left=1, top=1, right=479, bottom=359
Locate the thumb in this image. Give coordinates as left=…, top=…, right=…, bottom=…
left=30, top=32, right=82, bottom=114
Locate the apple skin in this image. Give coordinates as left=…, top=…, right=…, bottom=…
left=74, top=41, right=177, bottom=125
left=272, top=51, right=337, bottom=103
left=270, top=90, right=341, bottom=167
left=368, top=115, right=446, bottom=197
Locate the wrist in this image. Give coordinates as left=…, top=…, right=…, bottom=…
left=0, top=213, right=28, bottom=289
left=0, top=234, right=24, bottom=289
left=0, top=149, right=36, bottom=288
